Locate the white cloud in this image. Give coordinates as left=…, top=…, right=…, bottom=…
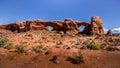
left=112, top=28, right=120, bottom=33
left=104, top=28, right=120, bottom=34
left=104, top=28, right=109, bottom=33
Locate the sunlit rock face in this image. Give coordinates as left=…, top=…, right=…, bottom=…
left=63, top=18, right=79, bottom=33
left=0, top=16, right=105, bottom=35
left=25, top=20, right=47, bottom=31
left=90, top=16, right=104, bottom=35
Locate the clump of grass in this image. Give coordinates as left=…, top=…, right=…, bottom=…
left=4, top=43, right=14, bottom=49
left=0, top=37, right=9, bottom=47
left=0, top=38, right=14, bottom=49
left=16, top=45, right=26, bottom=53
left=32, top=45, right=43, bottom=53
left=67, top=50, right=84, bottom=64
left=75, top=34, right=82, bottom=36
left=85, top=40, right=101, bottom=50
left=106, top=46, right=118, bottom=51
left=114, top=39, right=120, bottom=45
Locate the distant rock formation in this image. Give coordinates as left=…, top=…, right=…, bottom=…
left=63, top=18, right=79, bottom=33
left=0, top=16, right=104, bottom=35
left=90, top=16, right=104, bottom=35
left=25, top=20, right=47, bottom=31
left=76, top=21, right=91, bottom=34
left=107, top=30, right=112, bottom=35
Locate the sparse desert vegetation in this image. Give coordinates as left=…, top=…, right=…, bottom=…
left=16, top=45, right=26, bottom=53
left=85, top=39, right=102, bottom=50
left=0, top=37, right=14, bottom=49
left=0, top=17, right=120, bottom=68
left=0, top=30, right=120, bottom=68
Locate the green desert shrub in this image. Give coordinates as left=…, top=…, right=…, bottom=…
left=16, top=45, right=26, bottom=53
left=114, top=39, right=120, bottom=45
left=32, top=45, right=43, bottom=53
left=85, top=40, right=101, bottom=50
left=0, top=38, right=14, bottom=49
left=0, top=38, right=9, bottom=47
left=4, top=43, right=14, bottom=49
left=67, top=51, right=84, bottom=64
left=106, top=46, right=118, bottom=51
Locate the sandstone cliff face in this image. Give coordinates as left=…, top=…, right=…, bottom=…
left=90, top=16, right=104, bottom=35
left=0, top=16, right=105, bottom=35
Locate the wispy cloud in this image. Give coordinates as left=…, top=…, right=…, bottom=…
left=112, top=28, right=120, bottom=33
left=104, top=27, right=120, bottom=34
left=104, top=28, right=109, bottom=33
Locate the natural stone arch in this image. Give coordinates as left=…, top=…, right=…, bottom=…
left=76, top=22, right=90, bottom=27
left=0, top=16, right=104, bottom=35
left=79, top=26, right=85, bottom=31
left=47, top=26, right=54, bottom=31
left=44, top=21, right=63, bottom=31
left=76, top=22, right=90, bottom=33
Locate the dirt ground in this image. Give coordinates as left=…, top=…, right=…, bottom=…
left=0, top=30, right=120, bottom=68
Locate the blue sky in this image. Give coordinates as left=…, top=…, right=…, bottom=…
left=0, top=0, right=120, bottom=33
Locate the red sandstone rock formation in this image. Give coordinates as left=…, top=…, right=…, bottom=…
left=0, top=16, right=105, bottom=35
left=0, top=21, right=25, bottom=33
left=63, top=18, right=79, bottom=33
left=107, top=30, right=112, bottom=35
left=6, top=23, right=20, bottom=33
left=90, top=16, right=104, bottom=35
left=25, top=20, right=47, bottom=31
left=76, top=21, right=91, bottom=34
left=44, top=21, right=63, bottom=31
left=0, top=24, right=12, bottom=34
left=15, top=21, right=26, bottom=32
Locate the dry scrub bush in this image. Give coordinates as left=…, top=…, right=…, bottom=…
left=0, top=37, right=14, bottom=49
left=67, top=50, right=84, bottom=64
left=85, top=40, right=101, bottom=50
left=16, top=45, right=26, bottom=53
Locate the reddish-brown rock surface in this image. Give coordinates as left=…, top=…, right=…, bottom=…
left=107, top=29, right=112, bottom=35
left=63, top=18, right=79, bottom=33
left=0, top=16, right=104, bottom=35
left=25, top=20, right=47, bottom=31
left=90, top=16, right=104, bottom=35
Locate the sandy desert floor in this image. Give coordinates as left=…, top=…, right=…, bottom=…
left=0, top=30, right=120, bottom=68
